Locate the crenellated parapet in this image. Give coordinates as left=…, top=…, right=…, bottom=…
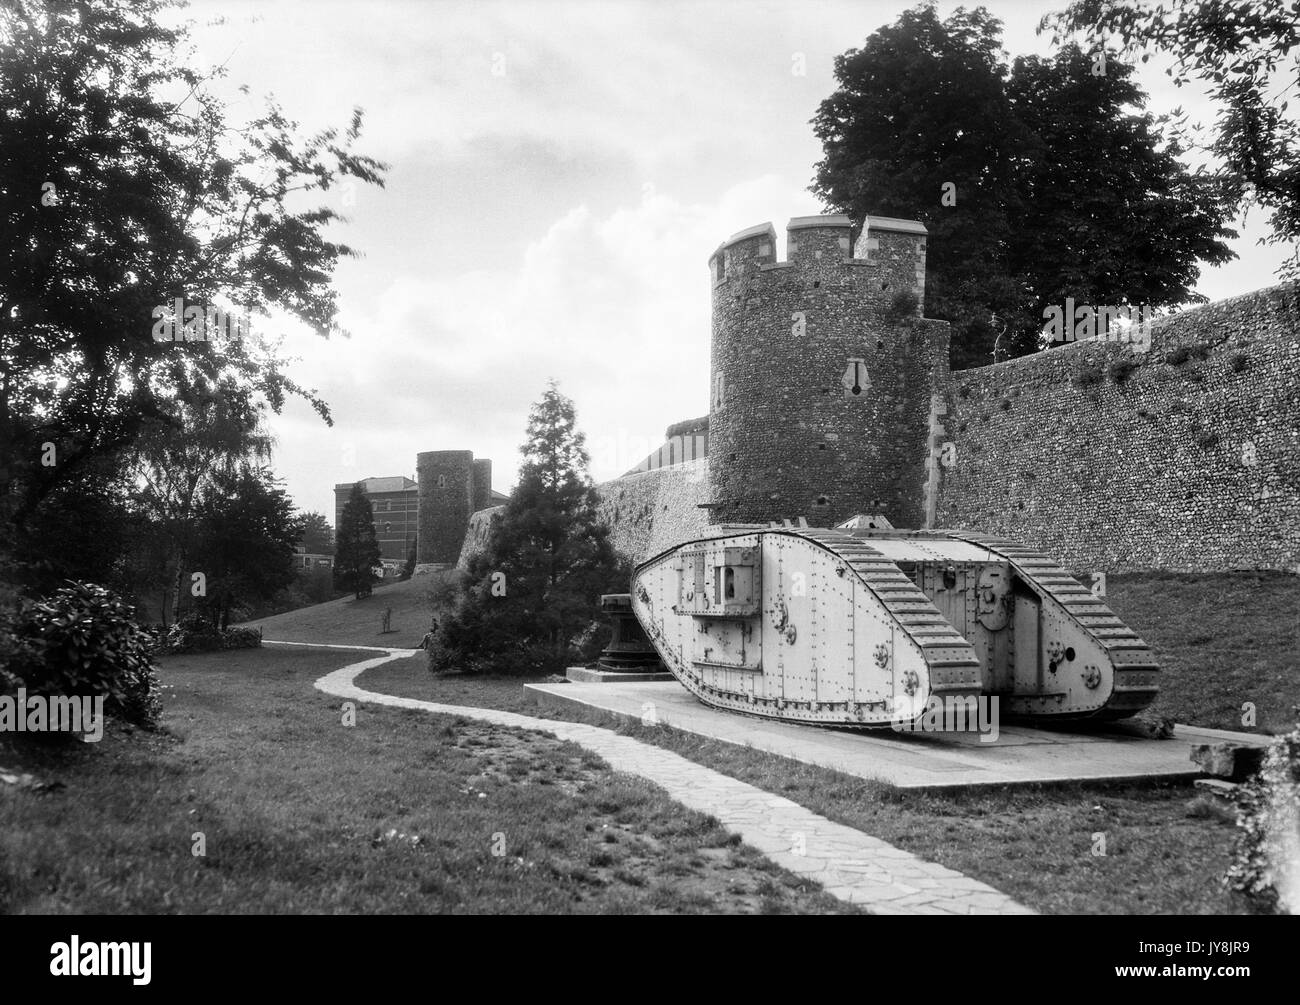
left=707, top=214, right=927, bottom=309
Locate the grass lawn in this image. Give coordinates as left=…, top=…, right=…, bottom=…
left=0, top=646, right=854, bottom=914
left=239, top=576, right=432, bottom=649
left=361, top=655, right=1269, bottom=915
left=1101, top=571, right=1299, bottom=734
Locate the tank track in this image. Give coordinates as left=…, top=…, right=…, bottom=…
left=637, top=525, right=1159, bottom=725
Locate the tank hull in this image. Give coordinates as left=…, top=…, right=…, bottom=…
left=630, top=525, right=1159, bottom=728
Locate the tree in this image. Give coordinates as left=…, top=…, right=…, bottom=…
left=0, top=0, right=385, bottom=555
left=811, top=5, right=1026, bottom=367
left=1044, top=0, right=1300, bottom=281
left=7, top=452, right=134, bottom=594
left=128, top=382, right=273, bottom=623
left=334, top=482, right=380, bottom=600
left=810, top=3, right=1236, bottom=366
left=298, top=511, right=334, bottom=554
left=1003, top=44, right=1237, bottom=355
left=185, top=466, right=301, bottom=629
left=432, top=382, right=629, bottom=675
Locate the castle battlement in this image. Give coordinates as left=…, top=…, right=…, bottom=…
left=709, top=214, right=927, bottom=306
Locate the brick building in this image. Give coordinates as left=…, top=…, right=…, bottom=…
left=333, top=476, right=419, bottom=562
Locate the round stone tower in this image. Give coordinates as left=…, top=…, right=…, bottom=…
left=707, top=213, right=948, bottom=528
left=416, top=450, right=475, bottom=567
left=471, top=458, right=493, bottom=513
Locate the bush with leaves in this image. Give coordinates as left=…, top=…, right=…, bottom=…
left=8, top=582, right=161, bottom=729
left=142, top=618, right=262, bottom=656
left=1072, top=363, right=1105, bottom=388
left=0, top=579, right=34, bottom=698
left=1227, top=724, right=1300, bottom=913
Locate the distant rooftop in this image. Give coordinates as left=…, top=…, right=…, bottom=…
left=333, top=476, right=417, bottom=494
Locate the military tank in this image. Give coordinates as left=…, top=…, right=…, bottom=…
left=629, top=516, right=1159, bottom=728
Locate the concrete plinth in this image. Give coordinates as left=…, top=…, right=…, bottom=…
left=523, top=680, right=1272, bottom=791
left=566, top=666, right=676, bottom=684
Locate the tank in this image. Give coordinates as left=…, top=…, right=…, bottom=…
left=630, top=516, right=1159, bottom=727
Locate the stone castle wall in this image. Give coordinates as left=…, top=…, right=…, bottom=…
left=472, top=459, right=493, bottom=512
left=934, top=283, right=1300, bottom=571
left=457, top=505, right=505, bottom=569
left=594, top=459, right=712, bottom=563
left=452, top=463, right=711, bottom=570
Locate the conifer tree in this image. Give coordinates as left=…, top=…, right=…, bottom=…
left=334, top=483, right=381, bottom=600
left=432, top=382, right=629, bottom=675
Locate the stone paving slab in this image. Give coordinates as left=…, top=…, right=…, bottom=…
left=282, top=641, right=1035, bottom=916
left=522, top=680, right=1269, bottom=790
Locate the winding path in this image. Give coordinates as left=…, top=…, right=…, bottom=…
left=280, top=640, right=1035, bottom=915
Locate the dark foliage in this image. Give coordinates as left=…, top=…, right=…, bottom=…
left=811, top=5, right=1235, bottom=367
left=5, top=581, right=161, bottom=728
left=431, top=383, right=630, bottom=676
left=334, top=483, right=381, bottom=600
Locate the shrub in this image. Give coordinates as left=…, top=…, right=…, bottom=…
left=885, top=289, right=919, bottom=323
left=9, top=581, right=161, bottom=729
left=1195, top=430, right=1221, bottom=450
left=1230, top=352, right=1249, bottom=373
left=143, top=620, right=262, bottom=655
left=999, top=397, right=1012, bottom=410
left=1226, top=724, right=1300, bottom=912
left=0, top=581, right=34, bottom=698
left=1108, top=357, right=1139, bottom=383
left=1072, top=364, right=1105, bottom=388
left=1167, top=342, right=1211, bottom=366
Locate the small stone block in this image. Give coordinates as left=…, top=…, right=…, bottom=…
left=1190, top=742, right=1265, bottom=781
left=565, top=666, right=676, bottom=684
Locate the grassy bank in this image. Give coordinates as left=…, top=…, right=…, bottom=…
left=0, top=646, right=852, bottom=914
left=1102, top=571, right=1299, bottom=734
left=239, top=576, right=432, bottom=649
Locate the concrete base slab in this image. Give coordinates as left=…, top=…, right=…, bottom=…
left=523, top=681, right=1272, bottom=791
left=565, top=666, right=675, bottom=684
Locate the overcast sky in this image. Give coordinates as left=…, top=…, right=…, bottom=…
left=182, top=0, right=1290, bottom=522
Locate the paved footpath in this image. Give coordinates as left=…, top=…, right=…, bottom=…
left=278, top=640, right=1035, bottom=915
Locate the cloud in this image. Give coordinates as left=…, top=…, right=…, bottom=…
left=265, top=173, right=824, bottom=515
